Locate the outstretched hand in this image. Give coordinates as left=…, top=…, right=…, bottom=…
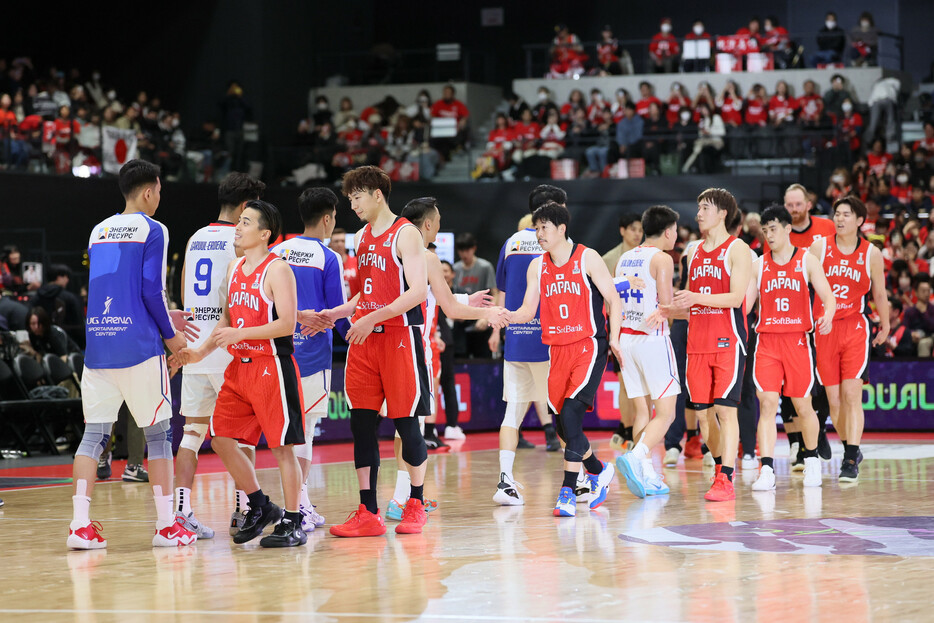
left=169, top=310, right=200, bottom=342
left=468, top=289, right=494, bottom=308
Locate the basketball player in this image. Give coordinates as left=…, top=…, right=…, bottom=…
left=489, top=185, right=565, bottom=506
left=746, top=206, right=836, bottom=490
left=614, top=206, right=681, bottom=498
left=809, top=196, right=889, bottom=482
left=175, top=172, right=265, bottom=539
left=177, top=200, right=307, bottom=548
left=68, top=160, right=197, bottom=549
left=497, top=201, right=624, bottom=516
left=271, top=187, right=350, bottom=532
left=654, top=189, right=752, bottom=502
left=316, top=166, right=432, bottom=537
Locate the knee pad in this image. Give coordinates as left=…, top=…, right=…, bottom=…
left=144, top=419, right=173, bottom=460
left=501, top=402, right=524, bottom=429
left=77, top=422, right=111, bottom=460
left=559, top=399, right=589, bottom=462
left=179, top=422, right=208, bottom=453
left=395, top=417, right=427, bottom=467
left=351, top=409, right=380, bottom=469
left=293, top=442, right=311, bottom=461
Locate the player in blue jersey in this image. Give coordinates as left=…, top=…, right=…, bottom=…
left=271, top=187, right=350, bottom=532
left=68, top=160, right=198, bottom=550
left=175, top=172, right=265, bottom=539
left=489, top=185, right=566, bottom=505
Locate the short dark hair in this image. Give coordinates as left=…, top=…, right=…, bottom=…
left=331, top=227, right=346, bottom=236
left=401, top=197, right=439, bottom=228
left=341, top=165, right=391, bottom=200
left=913, top=273, right=931, bottom=290
left=118, top=159, right=159, bottom=198
left=624, top=101, right=636, bottom=111
left=697, top=188, right=740, bottom=229
left=641, top=205, right=679, bottom=238
left=529, top=184, right=567, bottom=213
left=243, top=199, right=281, bottom=243
left=297, top=187, right=339, bottom=227
left=619, top=213, right=641, bottom=229
left=889, top=296, right=902, bottom=313
left=455, top=232, right=477, bottom=251
left=532, top=201, right=570, bottom=237
left=440, top=259, right=454, bottom=271
left=760, top=205, right=792, bottom=227
left=47, top=264, right=72, bottom=281
left=833, top=195, right=867, bottom=225
left=218, top=172, right=266, bottom=208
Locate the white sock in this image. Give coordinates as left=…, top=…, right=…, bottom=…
left=499, top=450, right=516, bottom=480
left=392, top=470, right=410, bottom=504
left=175, top=487, right=192, bottom=515
left=300, top=483, right=311, bottom=508
left=633, top=441, right=649, bottom=461
left=71, top=495, right=91, bottom=528
left=236, top=489, right=249, bottom=513
left=155, top=495, right=174, bottom=528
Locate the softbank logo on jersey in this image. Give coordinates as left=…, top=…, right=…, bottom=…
left=96, top=225, right=139, bottom=241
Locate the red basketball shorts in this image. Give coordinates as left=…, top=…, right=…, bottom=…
left=815, top=314, right=870, bottom=386
left=685, top=346, right=746, bottom=408
left=753, top=332, right=815, bottom=398
left=345, top=325, right=431, bottom=418
left=211, top=354, right=305, bottom=448
left=547, top=337, right=607, bottom=414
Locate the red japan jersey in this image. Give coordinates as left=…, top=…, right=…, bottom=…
left=649, top=33, right=680, bottom=58
left=798, top=94, right=823, bottom=122
left=636, top=96, right=662, bottom=119
left=539, top=244, right=606, bottom=346
left=686, top=236, right=748, bottom=354
left=744, top=97, right=767, bottom=125
left=513, top=121, right=540, bottom=141
left=867, top=152, right=892, bottom=177
left=768, top=95, right=797, bottom=121
left=487, top=127, right=514, bottom=146
left=666, top=96, right=688, bottom=126
left=343, top=254, right=360, bottom=298
left=789, top=216, right=836, bottom=249
left=757, top=248, right=812, bottom=333
left=720, top=97, right=744, bottom=125
left=352, top=217, right=425, bottom=328
left=815, top=236, right=872, bottom=320
left=227, top=253, right=293, bottom=357
left=430, top=99, right=469, bottom=121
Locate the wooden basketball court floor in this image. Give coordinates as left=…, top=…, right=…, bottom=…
left=1, top=431, right=933, bottom=622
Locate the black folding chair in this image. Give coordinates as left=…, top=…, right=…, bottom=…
left=68, top=352, right=84, bottom=381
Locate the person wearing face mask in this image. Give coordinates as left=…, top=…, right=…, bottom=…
left=849, top=12, right=878, bottom=67
left=586, top=89, right=608, bottom=125
left=837, top=98, right=863, bottom=161
left=405, top=90, right=432, bottom=121
left=649, top=18, right=680, bottom=74
left=761, top=16, right=793, bottom=69
left=666, top=83, right=690, bottom=126
left=891, top=170, right=913, bottom=206
left=532, top=87, right=558, bottom=124
left=312, top=96, right=332, bottom=129
left=672, top=107, right=699, bottom=170
left=683, top=19, right=712, bottom=72
left=811, top=12, right=845, bottom=67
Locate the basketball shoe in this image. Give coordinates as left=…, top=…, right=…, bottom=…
left=642, top=460, right=670, bottom=495
left=229, top=510, right=247, bottom=536
left=387, top=497, right=439, bottom=520
left=704, top=473, right=735, bottom=501
left=663, top=447, right=680, bottom=466
left=553, top=486, right=576, bottom=517
left=839, top=459, right=859, bottom=483
left=260, top=517, right=307, bottom=548
left=233, top=501, right=282, bottom=544
left=395, top=498, right=428, bottom=534
left=493, top=472, right=525, bottom=506
left=67, top=521, right=107, bottom=550
left=300, top=505, right=326, bottom=532
left=330, top=505, right=387, bottom=537
left=741, top=453, right=758, bottom=470
left=574, top=471, right=592, bottom=504
left=616, top=453, right=646, bottom=499
left=702, top=451, right=715, bottom=466
left=751, top=465, right=776, bottom=491
left=443, top=426, right=466, bottom=440
left=96, top=451, right=112, bottom=480
left=122, top=463, right=149, bottom=483
left=174, top=511, right=215, bottom=539
left=803, top=457, right=822, bottom=487
left=544, top=425, right=561, bottom=452
left=684, top=436, right=704, bottom=459
left=153, top=516, right=198, bottom=547
left=586, top=461, right=615, bottom=509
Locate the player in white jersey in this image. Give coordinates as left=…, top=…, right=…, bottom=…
left=175, top=172, right=265, bottom=538
left=614, top=206, right=682, bottom=497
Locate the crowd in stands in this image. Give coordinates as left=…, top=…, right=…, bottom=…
left=545, top=11, right=881, bottom=78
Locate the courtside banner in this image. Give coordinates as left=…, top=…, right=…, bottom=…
left=170, top=359, right=934, bottom=447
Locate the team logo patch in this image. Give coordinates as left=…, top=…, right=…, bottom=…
left=857, top=253, right=864, bottom=265
left=841, top=259, right=849, bottom=266
left=717, top=337, right=731, bottom=348
left=718, top=249, right=727, bottom=261
left=795, top=260, right=804, bottom=272
left=572, top=260, right=580, bottom=275
left=103, top=296, right=113, bottom=315
left=384, top=233, right=394, bottom=247
left=97, top=227, right=109, bottom=240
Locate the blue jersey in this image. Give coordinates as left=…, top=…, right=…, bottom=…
left=495, top=228, right=548, bottom=362
left=85, top=212, right=175, bottom=369
left=271, top=236, right=349, bottom=377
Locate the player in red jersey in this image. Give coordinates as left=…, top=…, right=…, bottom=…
left=653, top=188, right=752, bottom=502
left=176, top=199, right=307, bottom=548
left=497, top=201, right=624, bottom=517
left=309, top=166, right=432, bottom=536
left=745, top=206, right=836, bottom=491
left=809, top=196, right=889, bottom=483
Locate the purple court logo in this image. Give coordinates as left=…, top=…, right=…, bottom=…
left=620, top=516, right=934, bottom=557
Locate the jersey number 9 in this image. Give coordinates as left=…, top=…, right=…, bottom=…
left=193, top=258, right=213, bottom=296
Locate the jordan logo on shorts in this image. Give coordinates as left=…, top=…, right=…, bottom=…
left=798, top=338, right=804, bottom=347
left=262, top=367, right=271, bottom=377
left=582, top=344, right=588, bottom=354
left=398, top=339, right=406, bottom=349
left=855, top=321, right=862, bottom=329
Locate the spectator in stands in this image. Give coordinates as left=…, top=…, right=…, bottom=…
left=311, top=95, right=333, bottom=129
left=868, top=138, right=893, bottom=177
left=584, top=108, right=616, bottom=178
left=642, top=102, right=668, bottom=175
left=636, top=82, right=662, bottom=119
left=811, top=11, right=846, bottom=67
left=875, top=178, right=901, bottom=211
left=797, top=80, right=824, bottom=126
left=1, top=245, right=39, bottom=295
left=405, top=90, right=432, bottom=121
left=474, top=113, right=514, bottom=177
left=0, top=292, right=27, bottom=330
left=649, top=18, right=680, bottom=73
left=610, top=88, right=632, bottom=123
left=692, top=81, right=716, bottom=118
left=743, top=83, right=770, bottom=158
left=562, top=108, right=591, bottom=164
left=666, top=82, right=690, bottom=127
left=29, top=264, right=82, bottom=340
left=682, top=102, right=724, bottom=174
left=549, top=24, right=587, bottom=78
left=538, top=108, right=566, bottom=159
left=115, top=103, right=142, bottom=133
left=914, top=121, right=934, bottom=156
left=823, top=74, right=852, bottom=120
left=825, top=167, right=853, bottom=205
left=0, top=92, right=28, bottom=169
left=505, top=92, right=529, bottom=123
left=616, top=101, right=643, bottom=161
left=683, top=19, right=712, bottom=72
left=430, top=84, right=470, bottom=161
left=333, top=97, right=356, bottom=130
left=560, top=89, right=586, bottom=122
left=218, top=79, right=251, bottom=172
left=849, top=12, right=879, bottom=67
left=586, top=88, right=608, bottom=124
left=596, top=25, right=625, bottom=76
left=837, top=98, right=863, bottom=161
left=892, top=169, right=913, bottom=206
left=768, top=80, right=798, bottom=156
left=903, top=275, right=934, bottom=356
left=736, top=17, right=763, bottom=58
left=453, top=232, right=496, bottom=358
left=885, top=298, right=917, bottom=357
left=511, top=107, right=540, bottom=161
left=761, top=16, right=794, bottom=69
left=911, top=148, right=933, bottom=190
left=865, top=76, right=901, bottom=147
left=718, top=80, right=744, bottom=157
left=741, top=211, right=765, bottom=253
left=21, top=307, right=77, bottom=360
left=906, top=239, right=930, bottom=274
left=672, top=106, right=699, bottom=170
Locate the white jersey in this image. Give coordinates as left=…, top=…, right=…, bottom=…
left=616, top=245, right=668, bottom=336
left=183, top=222, right=237, bottom=373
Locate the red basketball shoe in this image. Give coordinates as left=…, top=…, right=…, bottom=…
left=330, top=505, right=387, bottom=537
left=67, top=521, right=107, bottom=550
left=704, top=473, right=735, bottom=502
left=395, top=498, right=428, bottom=534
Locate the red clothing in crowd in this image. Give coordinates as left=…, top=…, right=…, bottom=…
left=841, top=113, right=864, bottom=151
left=797, top=94, right=823, bottom=123
left=867, top=152, right=893, bottom=177
left=649, top=33, right=680, bottom=60
left=768, top=95, right=797, bottom=122
left=54, top=118, right=79, bottom=144
left=512, top=121, right=540, bottom=146
left=486, top=127, right=514, bottom=148
left=560, top=102, right=582, bottom=121
left=914, top=137, right=934, bottom=153
left=597, top=40, right=620, bottom=66
left=719, top=96, right=744, bottom=125
left=636, top=96, right=662, bottom=119
left=666, top=95, right=689, bottom=126
left=892, top=184, right=911, bottom=205
left=0, top=109, right=17, bottom=130
left=735, top=27, right=762, bottom=49
left=761, top=26, right=791, bottom=52
left=744, top=97, right=768, bottom=126
left=430, top=98, right=469, bottom=121
left=586, top=102, right=608, bottom=124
